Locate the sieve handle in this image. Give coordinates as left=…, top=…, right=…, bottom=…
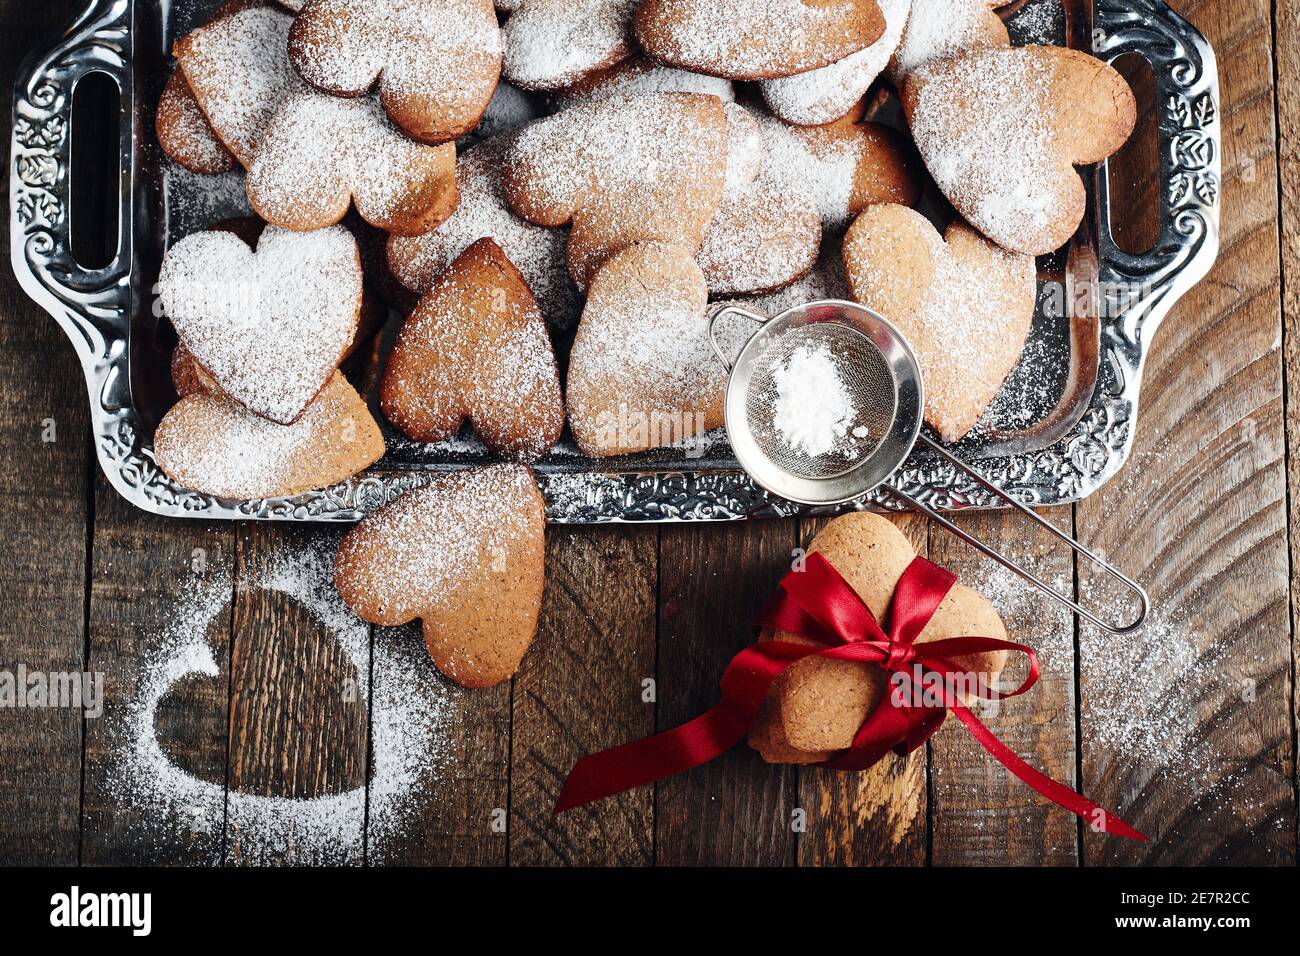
left=707, top=304, right=769, bottom=372
left=891, top=436, right=1150, bottom=635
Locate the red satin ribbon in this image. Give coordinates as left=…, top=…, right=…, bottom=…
left=555, top=551, right=1148, bottom=843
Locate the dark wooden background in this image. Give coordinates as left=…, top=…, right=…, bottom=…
left=1, top=0, right=1296, bottom=866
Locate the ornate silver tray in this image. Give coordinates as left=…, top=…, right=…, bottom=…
left=10, top=0, right=1220, bottom=523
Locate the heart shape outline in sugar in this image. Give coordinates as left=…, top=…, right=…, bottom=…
left=749, top=511, right=1009, bottom=762
left=173, top=0, right=300, bottom=169
left=288, top=0, right=503, bottom=145
left=902, top=44, right=1136, bottom=256
left=634, top=0, right=886, bottom=81
left=502, top=0, right=640, bottom=91
left=333, top=464, right=547, bottom=689
left=842, top=203, right=1036, bottom=443
left=246, top=89, right=459, bottom=236
left=500, top=92, right=729, bottom=289
left=565, top=241, right=726, bottom=457
left=154, top=372, right=386, bottom=500
left=158, top=225, right=363, bottom=425
left=379, top=238, right=565, bottom=460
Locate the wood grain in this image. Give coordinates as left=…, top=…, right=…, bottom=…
left=795, top=513, right=930, bottom=867
left=510, top=527, right=657, bottom=865
left=225, top=525, right=369, bottom=865
left=928, top=508, right=1079, bottom=865
left=369, top=623, right=510, bottom=866
left=655, top=521, right=799, bottom=866
left=1272, top=0, right=1300, bottom=868
left=81, top=481, right=234, bottom=865
left=1075, top=0, right=1295, bottom=864
left=0, top=0, right=101, bottom=865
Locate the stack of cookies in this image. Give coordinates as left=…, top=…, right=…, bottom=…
left=153, top=0, right=1135, bottom=686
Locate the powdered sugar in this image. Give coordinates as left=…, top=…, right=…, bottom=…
left=638, top=0, right=883, bottom=79
left=159, top=226, right=363, bottom=424
left=907, top=49, right=1059, bottom=251
left=749, top=108, right=860, bottom=229
left=503, top=0, right=639, bottom=90
left=104, top=541, right=455, bottom=864
left=290, top=0, right=502, bottom=139
left=154, top=374, right=381, bottom=499
left=761, top=0, right=909, bottom=125
left=335, top=465, right=540, bottom=619
left=889, top=0, right=1005, bottom=80
left=177, top=4, right=299, bottom=167
left=246, top=89, right=455, bottom=231
left=773, top=342, right=864, bottom=458
left=555, top=57, right=734, bottom=107
left=387, top=136, right=578, bottom=329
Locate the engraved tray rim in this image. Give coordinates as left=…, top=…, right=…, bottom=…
left=9, top=0, right=1222, bottom=523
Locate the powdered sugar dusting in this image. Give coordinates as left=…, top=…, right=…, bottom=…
left=247, top=89, right=454, bottom=229
left=773, top=342, right=864, bottom=458
left=104, top=541, right=455, bottom=864
left=159, top=226, right=362, bottom=424
left=639, top=0, right=881, bottom=78
left=750, top=108, right=860, bottom=229
left=890, top=0, right=1005, bottom=80
left=503, top=0, right=638, bottom=90
left=291, top=0, right=502, bottom=128
left=387, top=136, right=578, bottom=329
left=761, top=0, right=909, bottom=126
left=907, top=49, right=1059, bottom=251
left=177, top=4, right=299, bottom=167
left=556, top=57, right=734, bottom=108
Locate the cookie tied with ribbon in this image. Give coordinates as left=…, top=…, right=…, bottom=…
left=555, top=512, right=1147, bottom=842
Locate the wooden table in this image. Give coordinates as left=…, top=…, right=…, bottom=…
left=1, top=0, right=1295, bottom=866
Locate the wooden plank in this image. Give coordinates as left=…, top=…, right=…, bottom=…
left=795, top=512, right=930, bottom=867
left=368, top=623, right=510, bottom=866
left=225, top=525, right=370, bottom=865
left=1075, top=0, right=1294, bottom=864
left=655, top=520, right=799, bottom=866
left=81, top=480, right=234, bottom=865
left=1272, top=0, right=1300, bottom=868
left=509, top=526, right=657, bottom=865
left=0, top=0, right=97, bottom=865
left=927, top=508, right=1079, bottom=866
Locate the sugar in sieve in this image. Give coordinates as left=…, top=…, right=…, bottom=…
left=708, top=300, right=1148, bottom=635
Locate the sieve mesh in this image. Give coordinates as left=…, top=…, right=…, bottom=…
left=744, top=323, right=898, bottom=480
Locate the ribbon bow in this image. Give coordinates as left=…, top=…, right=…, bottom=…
left=555, top=552, right=1147, bottom=842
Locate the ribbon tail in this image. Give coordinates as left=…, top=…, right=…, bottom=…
left=554, top=703, right=750, bottom=813
left=949, top=703, right=1149, bottom=842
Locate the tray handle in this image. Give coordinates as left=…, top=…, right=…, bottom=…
left=1092, top=0, right=1221, bottom=354
left=10, top=0, right=133, bottom=369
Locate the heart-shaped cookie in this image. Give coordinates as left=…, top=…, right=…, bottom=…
left=386, top=135, right=577, bottom=330
left=566, top=242, right=725, bottom=457
left=158, top=225, right=364, bottom=425
left=750, top=107, right=920, bottom=232
left=155, top=372, right=385, bottom=500
left=380, top=238, right=564, bottom=459
left=246, top=89, right=459, bottom=236
left=156, top=70, right=237, bottom=174
left=888, top=0, right=1007, bottom=82
left=501, top=92, right=729, bottom=289
left=902, top=45, right=1136, bottom=255
left=174, top=1, right=299, bottom=168
left=635, top=0, right=886, bottom=80
left=843, top=203, right=1035, bottom=442
left=554, top=54, right=735, bottom=109
left=749, top=511, right=1009, bottom=761
left=333, top=464, right=547, bottom=689
left=760, top=0, right=909, bottom=126
left=288, top=0, right=503, bottom=144
left=502, top=0, right=639, bottom=91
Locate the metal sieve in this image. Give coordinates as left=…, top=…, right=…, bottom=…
left=709, top=300, right=1148, bottom=634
